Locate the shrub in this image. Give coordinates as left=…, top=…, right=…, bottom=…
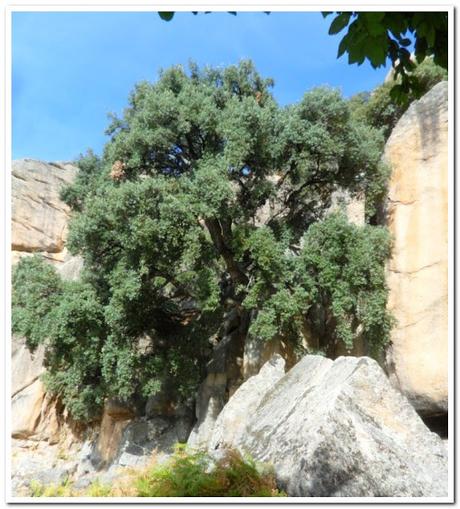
left=134, top=446, right=284, bottom=497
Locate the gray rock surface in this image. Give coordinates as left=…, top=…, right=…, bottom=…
left=211, top=355, right=448, bottom=497
left=209, top=354, right=285, bottom=451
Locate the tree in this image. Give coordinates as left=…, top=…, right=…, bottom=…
left=12, top=61, right=393, bottom=421
left=323, top=11, right=448, bottom=102
left=348, top=57, right=447, bottom=139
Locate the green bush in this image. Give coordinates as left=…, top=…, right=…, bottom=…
left=134, top=447, right=284, bottom=497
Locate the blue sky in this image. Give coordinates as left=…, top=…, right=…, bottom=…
left=12, top=11, right=391, bottom=161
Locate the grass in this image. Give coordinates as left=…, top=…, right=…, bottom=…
left=27, top=445, right=286, bottom=498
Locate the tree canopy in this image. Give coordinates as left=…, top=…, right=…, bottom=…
left=12, top=61, right=393, bottom=421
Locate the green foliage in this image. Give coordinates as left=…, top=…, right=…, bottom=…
left=349, top=57, right=448, bottom=140
left=12, top=61, right=394, bottom=421
left=300, top=213, right=394, bottom=353
left=60, top=150, right=105, bottom=212
left=12, top=256, right=62, bottom=349
left=245, top=214, right=393, bottom=353
left=134, top=446, right=285, bottom=497
left=323, top=11, right=448, bottom=102
left=12, top=257, right=106, bottom=420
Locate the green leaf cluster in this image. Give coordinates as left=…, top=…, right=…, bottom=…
left=324, top=11, right=448, bottom=101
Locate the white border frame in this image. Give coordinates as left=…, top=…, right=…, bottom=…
left=2, top=2, right=455, bottom=505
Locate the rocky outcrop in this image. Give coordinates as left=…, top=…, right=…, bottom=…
left=11, top=336, right=63, bottom=443
left=384, top=82, right=448, bottom=416
left=12, top=159, right=83, bottom=280
left=209, top=355, right=448, bottom=497
left=11, top=160, right=87, bottom=495
left=12, top=159, right=76, bottom=252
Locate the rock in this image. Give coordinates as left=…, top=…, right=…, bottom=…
left=12, top=159, right=83, bottom=281
left=11, top=439, right=80, bottom=494
left=11, top=336, right=62, bottom=443
left=213, top=355, right=447, bottom=497
left=11, top=336, right=45, bottom=397
left=209, top=355, right=285, bottom=450
left=188, top=308, right=249, bottom=449
left=12, top=159, right=77, bottom=255
left=384, top=82, right=448, bottom=416
left=187, top=373, right=227, bottom=450
left=111, top=415, right=194, bottom=469
left=91, top=401, right=134, bottom=469
left=328, top=189, right=365, bottom=226
left=56, top=254, right=84, bottom=282
left=11, top=379, right=46, bottom=439
left=242, top=336, right=295, bottom=381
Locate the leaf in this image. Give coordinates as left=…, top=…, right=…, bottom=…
left=322, top=11, right=333, bottom=18
left=386, top=13, right=408, bottom=36
left=348, top=45, right=365, bottom=65
left=389, top=84, right=403, bottom=102
left=337, top=34, right=350, bottom=57
left=425, top=26, right=436, bottom=47
left=329, top=13, right=351, bottom=35
left=366, top=41, right=387, bottom=68
left=158, top=12, right=175, bottom=21
left=362, top=12, right=386, bottom=36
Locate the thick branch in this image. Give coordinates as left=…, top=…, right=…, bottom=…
left=204, top=218, right=248, bottom=285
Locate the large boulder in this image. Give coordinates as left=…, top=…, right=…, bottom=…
left=210, top=355, right=448, bottom=497
left=384, top=82, right=448, bottom=416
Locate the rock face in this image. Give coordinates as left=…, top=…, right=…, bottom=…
left=11, top=159, right=87, bottom=495
left=210, top=355, right=448, bottom=497
left=11, top=336, right=62, bottom=443
left=12, top=159, right=77, bottom=253
left=384, top=82, right=448, bottom=416
left=12, top=159, right=83, bottom=279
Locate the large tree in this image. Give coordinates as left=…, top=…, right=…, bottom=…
left=12, top=61, right=392, bottom=421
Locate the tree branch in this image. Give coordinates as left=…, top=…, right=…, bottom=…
left=204, top=218, right=248, bottom=285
